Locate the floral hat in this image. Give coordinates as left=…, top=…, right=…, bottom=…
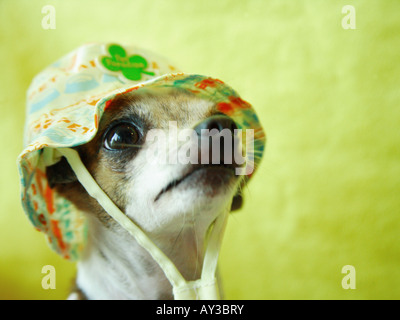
left=17, top=43, right=266, bottom=261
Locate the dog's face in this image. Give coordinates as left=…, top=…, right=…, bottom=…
left=47, top=87, right=244, bottom=237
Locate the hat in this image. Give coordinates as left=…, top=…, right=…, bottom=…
left=17, top=43, right=266, bottom=260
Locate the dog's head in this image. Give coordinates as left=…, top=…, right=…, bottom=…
left=47, top=87, right=246, bottom=236
left=18, top=43, right=266, bottom=265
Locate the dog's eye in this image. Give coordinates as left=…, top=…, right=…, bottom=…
left=104, top=123, right=140, bottom=150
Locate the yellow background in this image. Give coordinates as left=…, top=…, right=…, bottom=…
left=1, top=0, right=399, bottom=299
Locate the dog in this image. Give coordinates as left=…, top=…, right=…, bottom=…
left=46, top=86, right=247, bottom=299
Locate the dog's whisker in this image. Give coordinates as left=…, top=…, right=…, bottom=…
left=109, top=143, right=144, bottom=149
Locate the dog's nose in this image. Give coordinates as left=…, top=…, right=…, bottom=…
left=194, top=115, right=238, bottom=135
left=193, top=115, right=239, bottom=166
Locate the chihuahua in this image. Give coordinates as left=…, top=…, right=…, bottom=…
left=46, top=86, right=246, bottom=299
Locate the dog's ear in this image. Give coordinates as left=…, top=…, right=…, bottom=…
left=46, top=156, right=77, bottom=188
left=230, top=194, right=243, bottom=211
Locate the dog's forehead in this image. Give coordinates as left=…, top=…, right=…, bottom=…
left=102, top=87, right=215, bottom=130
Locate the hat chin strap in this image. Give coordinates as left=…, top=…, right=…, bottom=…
left=57, top=147, right=229, bottom=300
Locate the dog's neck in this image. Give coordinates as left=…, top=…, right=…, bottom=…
left=74, top=208, right=224, bottom=300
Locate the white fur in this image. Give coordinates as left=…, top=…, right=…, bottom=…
left=75, top=122, right=240, bottom=299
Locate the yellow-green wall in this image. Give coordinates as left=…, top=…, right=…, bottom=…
left=1, top=0, right=399, bottom=299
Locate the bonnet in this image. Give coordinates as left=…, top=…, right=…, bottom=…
left=17, top=43, right=266, bottom=299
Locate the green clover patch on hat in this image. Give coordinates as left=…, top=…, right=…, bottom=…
left=100, top=44, right=155, bottom=81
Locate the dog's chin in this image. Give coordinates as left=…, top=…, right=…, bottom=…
left=124, top=164, right=240, bottom=234
left=155, top=165, right=238, bottom=203
left=146, top=165, right=239, bottom=227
